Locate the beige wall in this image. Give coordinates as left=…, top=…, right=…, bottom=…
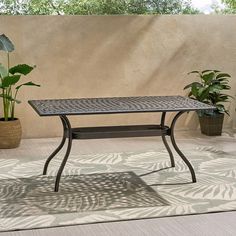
left=0, top=16, right=236, bottom=138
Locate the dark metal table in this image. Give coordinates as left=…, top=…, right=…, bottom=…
left=29, top=96, right=215, bottom=192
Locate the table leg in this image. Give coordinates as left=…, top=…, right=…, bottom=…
left=170, top=111, right=196, bottom=183
left=54, top=115, right=72, bottom=192
left=43, top=116, right=67, bottom=175
left=160, top=112, right=175, bottom=167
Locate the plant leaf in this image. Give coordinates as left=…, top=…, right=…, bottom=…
left=9, top=64, right=35, bottom=75
left=201, top=87, right=210, bottom=100
left=191, top=84, right=199, bottom=98
left=16, top=81, right=40, bottom=90
left=0, top=34, right=14, bottom=52
left=215, top=104, right=226, bottom=114
left=219, top=94, right=235, bottom=99
left=0, top=63, right=8, bottom=78
left=213, top=79, right=229, bottom=83
left=2, top=75, right=21, bottom=88
left=183, top=82, right=203, bottom=90
left=216, top=95, right=229, bottom=102
left=216, top=73, right=231, bottom=79
left=202, top=72, right=215, bottom=84
left=188, top=71, right=201, bottom=75
left=209, top=84, right=224, bottom=92
left=201, top=70, right=213, bottom=74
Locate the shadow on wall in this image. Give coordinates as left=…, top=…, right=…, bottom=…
left=136, top=41, right=189, bottom=95
left=22, top=16, right=159, bottom=97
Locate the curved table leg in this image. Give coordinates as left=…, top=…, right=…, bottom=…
left=54, top=115, right=72, bottom=192
left=161, top=112, right=175, bottom=167
left=170, top=111, right=196, bottom=183
left=43, top=116, right=68, bottom=175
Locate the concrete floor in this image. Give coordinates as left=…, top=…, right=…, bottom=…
left=1, top=131, right=236, bottom=235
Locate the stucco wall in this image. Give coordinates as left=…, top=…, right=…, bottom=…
left=0, top=16, right=235, bottom=138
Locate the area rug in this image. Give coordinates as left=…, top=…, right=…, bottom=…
left=0, top=136, right=236, bottom=231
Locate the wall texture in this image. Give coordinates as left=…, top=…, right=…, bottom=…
left=0, top=16, right=235, bottom=138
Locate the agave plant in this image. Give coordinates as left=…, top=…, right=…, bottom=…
left=0, top=34, right=40, bottom=121
left=184, top=70, right=233, bottom=116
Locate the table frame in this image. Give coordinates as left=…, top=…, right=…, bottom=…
left=42, top=111, right=196, bottom=192
left=29, top=96, right=215, bottom=192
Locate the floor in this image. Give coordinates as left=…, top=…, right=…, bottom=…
left=1, top=130, right=236, bottom=235
left=0, top=211, right=236, bottom=236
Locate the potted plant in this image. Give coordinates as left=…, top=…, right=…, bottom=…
left=0, top=34, right=40, bottom=148
left=184, top=70, right=233, bottom=136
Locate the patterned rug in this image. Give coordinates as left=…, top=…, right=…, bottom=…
left=0, top=136, right=236, bottom=231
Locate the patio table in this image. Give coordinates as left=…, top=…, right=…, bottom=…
left=29, top=96, right=215, bottom=192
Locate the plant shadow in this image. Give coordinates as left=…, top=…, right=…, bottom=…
left=0, top=171, right=169, bottom=218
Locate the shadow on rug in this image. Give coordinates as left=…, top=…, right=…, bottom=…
left=0, top=172, right=169, bottom=218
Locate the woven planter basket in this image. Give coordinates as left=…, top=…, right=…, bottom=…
left=198, top=113, right=224, bottom=136
left=0, top=118, right=22, bottom=149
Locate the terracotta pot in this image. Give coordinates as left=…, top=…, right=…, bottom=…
left=0, top=118, right=22, bottom=149
left=198, top=113, right=224, bottom=136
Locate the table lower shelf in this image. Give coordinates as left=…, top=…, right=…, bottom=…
left=71, top=124, right=170, bottom=139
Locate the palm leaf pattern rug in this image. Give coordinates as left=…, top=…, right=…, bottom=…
left=0, top=135, right=236, bottom=231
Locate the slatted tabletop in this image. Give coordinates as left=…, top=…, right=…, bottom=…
left=28, top=96, right=215, bottom=116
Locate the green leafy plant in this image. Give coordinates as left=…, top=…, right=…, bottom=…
left=0, top=34, right=40, bottom=121
left=184, top=70, right=233, bottom=116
